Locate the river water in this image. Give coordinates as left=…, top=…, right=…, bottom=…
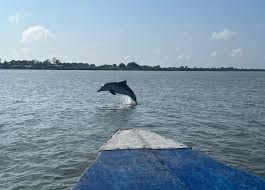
left=0, top=70, right=265, bottom=189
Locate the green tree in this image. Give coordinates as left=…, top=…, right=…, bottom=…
left=118, top=62, right=126, bottom=69
left=127, top=62, right=140, bottom=69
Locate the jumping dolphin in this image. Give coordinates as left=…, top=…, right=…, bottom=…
left=97, top=80, right=137, bottom=104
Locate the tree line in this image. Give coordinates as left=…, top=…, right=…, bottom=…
left=0, top=58, right=264, bottom=71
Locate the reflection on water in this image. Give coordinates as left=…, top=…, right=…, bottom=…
left=0, top=70, right=265, bottom=190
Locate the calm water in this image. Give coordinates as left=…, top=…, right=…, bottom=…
left=0, top=70, right=265, bottom=189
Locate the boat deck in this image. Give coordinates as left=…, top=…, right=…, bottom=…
left=73, top=129, right=265, bottom=190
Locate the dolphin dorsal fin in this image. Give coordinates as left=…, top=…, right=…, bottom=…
left=120, top=80, right=127, bottom=85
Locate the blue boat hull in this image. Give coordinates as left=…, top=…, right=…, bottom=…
left=73, top=148, right=265, bottom=190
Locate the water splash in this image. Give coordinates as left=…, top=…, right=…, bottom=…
left=97, top=95, right=136, bottom=111
left=120, top=95, right=135, bottom=105
left=115, top=95, right=136, bottom=110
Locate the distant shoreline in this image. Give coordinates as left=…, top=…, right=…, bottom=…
left=0, top=59, right=264, bottom=71
left=0, top=68, right=265, bottom=72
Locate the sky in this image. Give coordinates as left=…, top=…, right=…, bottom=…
left=1, top=0, right=265, bottom=68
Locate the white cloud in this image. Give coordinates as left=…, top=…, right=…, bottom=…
left=211, top=29, right=237, bottom=40
left=135, top=56, right=144, bottom=63
left=122, top=55, right=134, bottom=63
left=231, top=48, right=242, bottom=57
left=176, top=55, right=190, bottom=62
left=8, top=13, right=26, bottom=24
left=122, top=55, right=143, bottom=63
left=210, top=51, right=217, bottom=57
left=21, top=26, right=55, bottom=43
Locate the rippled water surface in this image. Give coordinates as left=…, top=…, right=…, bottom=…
left=0, top=70, right=265, bottom=189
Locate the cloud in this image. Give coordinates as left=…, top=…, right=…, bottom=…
left=21, top=26, right=55, bottom=43
left=211, top=29, right=237, bottom=40
left=122, top=55, right=144, bottom=63
left=176, top=55, right=190, bottom=62
left=135, top=56, right=144, bottom=63
left=231, top=48, right=242, bottom=57
left=8, top=13, right=27, bottom=24
left=210, top=51, right=217, bottom=57
left=122, top=55, right=134, bottom=63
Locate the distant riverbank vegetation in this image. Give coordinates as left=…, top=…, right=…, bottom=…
left=0, top=58, right=264, bottom=71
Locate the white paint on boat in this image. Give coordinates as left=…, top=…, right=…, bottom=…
left=100, top=128, right=188, bottom=151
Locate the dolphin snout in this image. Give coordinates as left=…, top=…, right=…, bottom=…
left=97, top=85, right=105, bottom=92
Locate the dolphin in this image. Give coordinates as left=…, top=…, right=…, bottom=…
left=97, top=80, right=137, bottom=104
